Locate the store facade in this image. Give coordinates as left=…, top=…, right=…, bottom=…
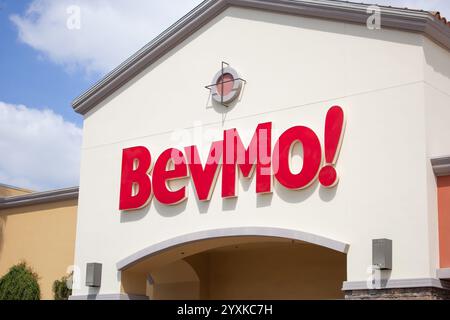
left=2, top=0, right=450, bottom=300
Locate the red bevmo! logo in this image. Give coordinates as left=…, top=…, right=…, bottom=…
left=119, top=106, right=345, bottom=211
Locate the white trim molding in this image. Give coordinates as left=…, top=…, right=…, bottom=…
left=342, top=278, right=450, bottom=291
left=116, top=226, right=350, bottom=270
left=69, top=294, right=148, bottom=300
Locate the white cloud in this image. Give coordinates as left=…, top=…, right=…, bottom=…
left=10, top=0, right=202, bottom=75
left=0, top=102, right=82, bottom=191
left=10, top=0, right=450, bottom=76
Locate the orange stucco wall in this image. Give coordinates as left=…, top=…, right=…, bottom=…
left=0, top=200, right=78, bottom=300
left=438, top=176, right=450, bottom=268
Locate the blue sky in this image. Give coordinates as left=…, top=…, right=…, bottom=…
left=0, top=0, right=449, bottom=191
left=0, top=0, right=204, bottom=126
left=0, top=1, right=86, bottom=125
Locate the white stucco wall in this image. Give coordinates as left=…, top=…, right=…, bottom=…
left=73, top=7, right=449, bottom=296
left=423, top=36, right=450, bottom=275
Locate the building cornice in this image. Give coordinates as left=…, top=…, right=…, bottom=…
left=116, top=226, right=350, bottom=271
left=431, top=156, right=450, bottom=176
left=0, top=187, right=79, bottom=210
left=71, top=0, right=450, bottom=116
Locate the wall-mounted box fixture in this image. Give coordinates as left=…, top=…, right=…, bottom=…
left=372, top=239, right=392, bottom=270
left=86, top=263, right=102, bottom=287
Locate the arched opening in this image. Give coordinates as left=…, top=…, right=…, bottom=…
left=119, top=228, right=348, bottom=300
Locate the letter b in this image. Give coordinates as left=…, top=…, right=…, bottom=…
left=119, top=146, right=152, bottom=211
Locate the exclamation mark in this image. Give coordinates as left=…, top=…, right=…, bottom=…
left=319, top=106, right=345, bottom=188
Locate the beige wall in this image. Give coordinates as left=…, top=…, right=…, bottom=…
left=141, top=241, right=346, bottom=300
left=0, top=200, right=78, bottom=300
left=204, top=244, right=346, bottom=300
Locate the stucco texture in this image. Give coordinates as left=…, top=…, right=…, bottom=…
left=0, top=200, right=77, bottom=300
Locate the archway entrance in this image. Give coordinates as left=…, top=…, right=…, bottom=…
left=119, top=229, right=348, bottom=300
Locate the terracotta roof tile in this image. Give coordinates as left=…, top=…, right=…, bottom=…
left=362, top=1, right=450, bottom=28
left=431, top=11, right=450, bottom=27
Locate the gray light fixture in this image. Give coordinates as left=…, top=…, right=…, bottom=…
left=372, top=239, right=392, bottom=270
left=85, top=263, right=102, bottom=287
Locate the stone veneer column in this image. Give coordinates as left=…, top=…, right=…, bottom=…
left=345, top=287, right=450, bottom=300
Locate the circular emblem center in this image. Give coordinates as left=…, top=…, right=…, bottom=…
left=216, top=73, right=234, bottom=97
left=211, top=67, right=242, bottom=104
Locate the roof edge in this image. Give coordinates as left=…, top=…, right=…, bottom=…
left=72, top=0, right=450, bottom=116
left=72, top=0, right=227, bottom=115
left=0, top=183, right=33, bottom=193
left=0, top=187, right=79, bottom=210
left=431, top=156, right=450, bottom=177
left=117, top=226, right=350, bottom=270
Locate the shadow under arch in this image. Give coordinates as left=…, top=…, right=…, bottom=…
left=117, top=226, right=349, bottom=271
left=146, top=259, right=201, bottom=300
